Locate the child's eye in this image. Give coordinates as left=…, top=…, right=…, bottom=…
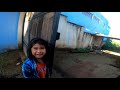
left=39, top=45, right=45, bottom=49
left=40, top=47, right=45, bottom=49
left=33, top=47, right=38, bottom=50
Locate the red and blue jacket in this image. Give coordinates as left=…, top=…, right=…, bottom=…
left=22, top=58, right=50, bottom=78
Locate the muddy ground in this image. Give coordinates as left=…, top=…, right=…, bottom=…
left=0, top=49, right=120, bottom=78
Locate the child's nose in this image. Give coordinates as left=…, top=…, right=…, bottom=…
left=37, top=49, right=41, bottom=52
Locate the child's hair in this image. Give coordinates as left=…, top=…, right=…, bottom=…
left=27, top=38, right=49, bottom=63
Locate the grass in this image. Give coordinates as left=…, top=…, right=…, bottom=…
left=102, top=39, right=120, bottom=52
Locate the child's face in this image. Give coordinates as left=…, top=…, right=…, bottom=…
left=31, top=43, right=46, bottom=59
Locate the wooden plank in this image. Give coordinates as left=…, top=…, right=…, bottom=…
left=41, top=12, right=55, bottom=43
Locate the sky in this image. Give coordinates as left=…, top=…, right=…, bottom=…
left=100, top=12, right=120, bottom=38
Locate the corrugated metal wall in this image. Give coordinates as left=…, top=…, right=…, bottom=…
left=0, top=12, right=20, bottom=53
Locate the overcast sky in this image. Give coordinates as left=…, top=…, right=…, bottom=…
left=100, top=12, right=120, bottom=38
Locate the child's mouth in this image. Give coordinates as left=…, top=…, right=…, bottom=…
left=36, top=54, right=43, bottom=56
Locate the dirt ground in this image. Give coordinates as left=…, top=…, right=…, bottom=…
left=53, top=49, right=120, bottom=78
left=0, top=50, right=23, bottom=78
left=0, top=49, right=120, bottom=78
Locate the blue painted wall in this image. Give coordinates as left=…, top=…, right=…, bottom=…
left=0, top=12, right=20, bottom=53
left=61, top=12, right=110, bottom=36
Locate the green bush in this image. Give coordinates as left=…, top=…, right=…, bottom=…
left=102, top=39, right=120, bottom=52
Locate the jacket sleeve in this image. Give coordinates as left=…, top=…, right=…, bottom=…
left=22, top=63, right=37, bottom=78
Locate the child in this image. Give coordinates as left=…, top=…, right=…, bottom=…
left=22, top=38, right=50, bottom=78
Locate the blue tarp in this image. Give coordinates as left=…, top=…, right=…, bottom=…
left=61, top=12, right=110, bottom=36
